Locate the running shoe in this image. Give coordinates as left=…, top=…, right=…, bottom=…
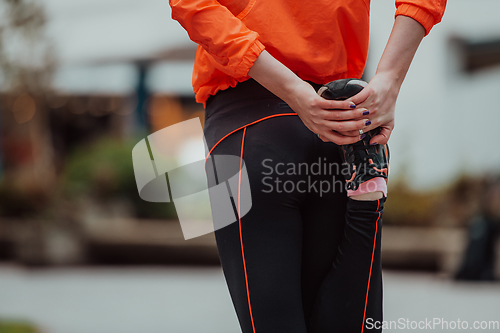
left=317, top=78, right=389, bottom=191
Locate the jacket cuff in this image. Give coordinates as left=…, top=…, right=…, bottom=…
left=395, top=3, right=436, bottom=36
left=234, top=39, right=266, bottom=78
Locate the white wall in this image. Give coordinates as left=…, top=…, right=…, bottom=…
left=42, top=0, right=196, bottom=95
left=367, top=0, right=500, bottom=190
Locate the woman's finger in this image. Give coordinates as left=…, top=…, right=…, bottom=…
left=369, top=126, right=392, bottom=145
left=349, top=85, right=372, bottom=106
left=321, top=108, right=369, bottom=121
left=336, top=116, right=382, bottom=136
left=320, top=130, right=364, bottom=145
left=316, top=97, right=356, bottom=111
left=323, top=118, right=371, bottom=133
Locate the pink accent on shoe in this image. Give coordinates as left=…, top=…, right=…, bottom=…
left=347, top=177, right=387, bottom=197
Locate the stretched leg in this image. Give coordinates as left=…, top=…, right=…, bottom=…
left=307, top=135, right=387, bottom=332
left=309, top=197, right=385, bottom=333
left=309, top=78, right=389, bottom=331
left=301, top=137, right=386, bottom=333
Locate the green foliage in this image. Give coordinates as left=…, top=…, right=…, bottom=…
left=62, top=137, right=137, bottom=199
left=383, top=173, right=495, bottom=227
left=384, top=181, right=441, bottom=226
left=61, top=136, right=177, bottom=219
left=0, top=320, right=38, bottom=333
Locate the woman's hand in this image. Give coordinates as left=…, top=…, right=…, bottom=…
left=286, top=80, right=371, bottom=145
left=337, top=72, right=401, bottom=145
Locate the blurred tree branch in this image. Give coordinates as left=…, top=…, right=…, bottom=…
left=0, top=0, right=56, bottom=94
left=0, top=0, right=57, bottom=200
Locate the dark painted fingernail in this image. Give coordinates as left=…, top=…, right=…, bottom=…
left=360, top=134, right=366, bottom=140
left=365, top=120, right=371, bottom=126
left=370, top=142, right=378, bottom=146
left=362, top=110, right=369, bottom=115
left=350, top=103, right=356, bottom=109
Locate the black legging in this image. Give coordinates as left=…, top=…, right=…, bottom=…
left=204, top=79, right=386, bottom=333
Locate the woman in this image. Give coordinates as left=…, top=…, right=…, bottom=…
left=170, top=1, right=446, bottom=332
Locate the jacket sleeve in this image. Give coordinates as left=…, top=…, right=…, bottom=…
left=395, top=0, right=447, bottom=36
left=169, top=0, right=265, bottom=79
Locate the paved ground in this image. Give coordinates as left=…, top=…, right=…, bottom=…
left=0, top=265, right=499, bottom=333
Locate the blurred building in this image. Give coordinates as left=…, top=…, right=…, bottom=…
left=0, top=0, right=499, bottom=272
left=367, top=0, right=500, bottom=190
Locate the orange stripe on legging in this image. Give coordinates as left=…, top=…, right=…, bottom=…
left=238, top=126, right=256, bottom=333
left=204, top=113, right=297, bottom=172
left=361, top=199, right=381, bottom=333
left=383, top=144, right=389, bottom=168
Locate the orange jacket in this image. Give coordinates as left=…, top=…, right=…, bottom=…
left=170, top=0, right=446, bottom=107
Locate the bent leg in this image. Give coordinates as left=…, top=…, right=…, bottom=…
left=309, top=198, right=385, bottom=333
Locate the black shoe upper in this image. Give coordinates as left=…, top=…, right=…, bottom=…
left=318, top=78, right=389, bottom=191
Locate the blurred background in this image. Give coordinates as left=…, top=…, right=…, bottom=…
left=0, top=0, right=499, bottom=332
